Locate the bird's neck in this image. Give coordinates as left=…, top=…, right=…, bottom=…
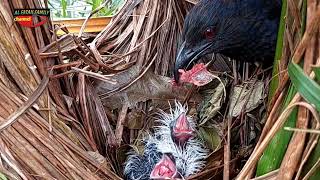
left=221, top=17, right=278, bottom=62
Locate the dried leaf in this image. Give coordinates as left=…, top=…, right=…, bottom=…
left=126, top=108, right=145, bottom=129
left=229, top=81, right=264, bottom=117
left=87, top=151, right=107, bottom=164
left=198, top=78, right=227, bottom=125
left=198, top=127, right=222, bottom=151
left=95, top=66, right=201, bottom=110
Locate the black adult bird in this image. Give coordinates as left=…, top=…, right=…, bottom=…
left=174, top=0, right=281, bottom=82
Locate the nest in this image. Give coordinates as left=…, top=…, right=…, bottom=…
left=0, top=0, right=319, bottom=179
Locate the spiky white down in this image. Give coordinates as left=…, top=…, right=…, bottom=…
left=123, top=135, right=162, bottom=180
left=153, top=101, right=208, bottom=177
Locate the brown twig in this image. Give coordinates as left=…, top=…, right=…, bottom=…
left=0, top=69, right=51, bottom=131
left=115, top=102, right=129, bottom=146
left=223, top=117, right=232, bottom=180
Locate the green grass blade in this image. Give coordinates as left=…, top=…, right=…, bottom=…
left=257, top=0, right=292, bottom=175
left=258, top=0, right=310, bottom=175
left=288, top=63, right=320, bottom=111
left=256, top=85, right=298, bottom=176
left=0, top=173, right=7, bottom=180
left=268, top=0, right=287, bottom=103
left=61, top=0, right=67, bottom=18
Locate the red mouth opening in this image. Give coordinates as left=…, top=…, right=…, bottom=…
left=150, top=154, right=178, bottom=179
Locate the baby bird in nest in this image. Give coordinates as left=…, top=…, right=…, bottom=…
left=124, top=102, right=208, bottom=180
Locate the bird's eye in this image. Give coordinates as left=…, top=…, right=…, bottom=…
left=204, top=27, right=215, bottom=39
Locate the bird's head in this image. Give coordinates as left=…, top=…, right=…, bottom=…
left=154, top=101, right=196, bottom=146
left=174, top=0, right=243, bottom=82
left=150, top=153, right=180, bottom=180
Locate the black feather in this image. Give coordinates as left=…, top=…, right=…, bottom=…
left=174, top=0, right=281, bottom=81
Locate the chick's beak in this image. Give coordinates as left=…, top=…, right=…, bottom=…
left=150, top=154, right=178, bottom=180
left=172, top=113, right=194, bottom=144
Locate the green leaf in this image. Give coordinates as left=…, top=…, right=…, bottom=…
left=61, top=0, right=67, bottom=18
left=288, top=63, right=320, bottom=111
left=0, top=173, right=8, bottom=180
left=198, top=127, right=222, bottom=151
left=256, top=85, right=298, bottom=176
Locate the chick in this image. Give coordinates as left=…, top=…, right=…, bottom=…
left=124, top=102, right=208, bottom=179
left=124, top=136, right=181, bottom=180
left=154, top=102, right=208, bottom=177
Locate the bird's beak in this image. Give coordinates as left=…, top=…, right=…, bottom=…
left=150, top=154, right=179, bottom=180
left=174, top=41, right=193, bottom=82
left=172, top=113, right=194, bottom=144
left=174, top=41, right=211, bottom=82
